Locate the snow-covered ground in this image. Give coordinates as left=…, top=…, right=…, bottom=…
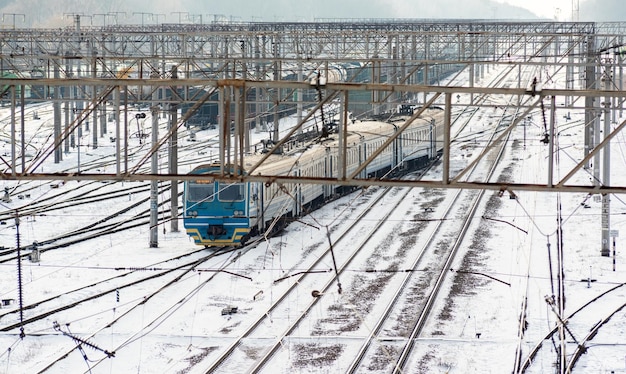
left=0, top=64, right=625, bottom=374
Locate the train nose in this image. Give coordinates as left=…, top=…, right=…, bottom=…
left=208, top=224, right=227, bottom=237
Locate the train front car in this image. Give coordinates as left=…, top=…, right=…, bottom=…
left=183, top=164, right=252, bottom=247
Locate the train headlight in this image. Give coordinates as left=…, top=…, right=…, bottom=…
left=188, top=210, right=198, bottom=217
left=234, top=210, right=244, bottom=217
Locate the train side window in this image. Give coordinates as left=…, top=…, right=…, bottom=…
left=188, top=181, right=215, bottom=202
left=219, top=183, right=245, bottom=201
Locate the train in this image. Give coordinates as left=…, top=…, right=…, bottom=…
left=183, top=106, right=445, bottom=247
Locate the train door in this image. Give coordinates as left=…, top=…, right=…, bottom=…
left=250, top=182, right=262, bottom=233
left=324, top=148, right=332, bottom=200
left=259, top=182, right=266, bottom=233
left=293, top=168, right=301, bottom=216
left=392, top=124, right=400, bottom=171
left=429, top=119, right=436, bottom=160
left=358, top=139, right=367, bottom=179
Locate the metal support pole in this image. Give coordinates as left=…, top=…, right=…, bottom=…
left=53, top=64, right=62, bottom=163
left=566, top=41, right=573, bottom=107
left=64, top=60, right=70, bottom=154
left=592, top=57, right=601, bottom=189
left=114, top=86, right=121, bottom=176
left=222, top=86, right=232, bottom=171
left=100, top=102, right=106, bottom=138
left=149, top=73, right=160, bottom=248
left=612, top=58, right=617, bottom=123
left=424, top=34, right=430, bottom=104
left=169, top=67, right=179, bottom=233
left=123, top=92, right=128, bottom=173
left=616, top=49, right=624, bottom=118
left=548, top=96, right=556, bottom=187
left=20, top=85, right=24, bottom=174
left=443, top=92, right=451, bottom=184
left=372, top=60, right=380, bottom=114
left=10, top=85, right=15, bottom=176
left=584, top=35, right=596, bottom=168
left=297, top=59, right=303, bottom=135
left=239, top=86, right=246, bottom=167
left=273, top=88, right=279, bottom=143
left=219, top=86, right=225, bottom=172
left=272, top=41, right=280, bottom=142
left=339, top=92, right=347, bottom=180
left=601, top=59, right=612, bottom=256
left=92, top=53, right=98, bottom=149
left=69, top=58, right=75, bottom=149
left=234, top=87, right=240, bottom=176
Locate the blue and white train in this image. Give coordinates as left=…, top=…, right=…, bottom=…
left=183, top=108, right=445, bottom=247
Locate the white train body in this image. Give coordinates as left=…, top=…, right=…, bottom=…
left=183, top=109, right=444, bottom=246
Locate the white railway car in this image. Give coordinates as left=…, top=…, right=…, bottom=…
left=183, top=109, right=444, bottom=247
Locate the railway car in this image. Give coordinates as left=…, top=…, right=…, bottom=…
left=183, top=109, right=445, bottom=247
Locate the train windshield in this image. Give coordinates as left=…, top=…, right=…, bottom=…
left=218, top=183, right=245, bottom=201
left=187, top=181, right=215, bottom=202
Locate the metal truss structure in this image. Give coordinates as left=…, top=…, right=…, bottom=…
left=0, top=18, right=625, bottom=196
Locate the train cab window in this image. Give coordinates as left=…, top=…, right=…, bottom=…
left=218, top=183, right=245, bottom=201
left=188, top=181, right=215, bottom=202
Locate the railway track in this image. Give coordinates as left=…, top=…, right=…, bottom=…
left=13, top=246, right=240, bottom=373
left=25, top=172, right=410, bottom=372
left=0, top=60, right=581, bottom=373
left=255, top=84, right=526, bottom=374
left=0, top=182, right=180, bottom=264
left=0, top=99, right=321, bottom=265
left=0, top=247, right=219, bottom=332
left=390, top=94, right=527, bottom=373
left=198, top=155, right=487, bottom=373
left=200, top=170, right=432, bottom=372
left=192, top=68, right=525, bottom=373
left=519, top=282, right=626, bottom=373
left=0, top=119, right=220, bottom=262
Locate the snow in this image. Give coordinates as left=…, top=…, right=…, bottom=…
left=0, top=64, right=625, bottom=374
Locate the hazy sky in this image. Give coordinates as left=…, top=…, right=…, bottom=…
left=0, top=0, right=622, bottom=27
left=495, top=0, right=575, bottom=20
left=497, top=0, right=621, bottom=21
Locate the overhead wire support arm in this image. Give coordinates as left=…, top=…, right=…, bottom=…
left=557, top=117, right=626, bottom=189
left=246, top=88, right=337, bottom=177
left=26, top=85, right=116, bottom=174
left=451, top=96, right=541, bottom=184
left=443, top=92, right=452, bottom=185
left=53, top=321, right=115, bottom=358
left=129, top=86, right=218, bottom=175
left=273, top=269, right=332, bottom=283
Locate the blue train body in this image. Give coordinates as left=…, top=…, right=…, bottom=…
left=183, top=164, right=253, bottom=246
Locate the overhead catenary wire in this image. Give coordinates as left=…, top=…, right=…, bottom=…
left=3, top=24, right=624, bottom=372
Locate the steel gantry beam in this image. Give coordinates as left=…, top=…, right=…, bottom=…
left=0, top=77, right=626, bottom=193
left=0, top=19, right=624, bottom=196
